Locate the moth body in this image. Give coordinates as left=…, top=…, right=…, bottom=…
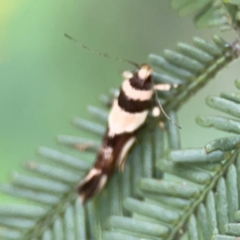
left=63, top=34, right=176, bottom=204
left=78, top=64, right=160, bottom=204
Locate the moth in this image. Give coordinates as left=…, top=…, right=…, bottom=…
left=64, top=34, right=179, bottom=204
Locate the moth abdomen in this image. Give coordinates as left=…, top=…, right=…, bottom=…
left=78, top=131, right=135, bottom=204
left=78, top=168, right=108, bottom=204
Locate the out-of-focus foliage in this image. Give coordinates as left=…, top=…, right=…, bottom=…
left=1, top=0, right=240, bottom=240
left=0, top=34, right=239, bottom=239
left=171, top=0, right=240, bottom=31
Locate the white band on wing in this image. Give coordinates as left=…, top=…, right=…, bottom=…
left=122, top=80, right=153, bottom=101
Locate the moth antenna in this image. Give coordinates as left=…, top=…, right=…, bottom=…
left=154, top=91, right=182, bottom=129
left=64, top=33, right=139, bottom=68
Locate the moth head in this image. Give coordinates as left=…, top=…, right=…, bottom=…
left=137, top=64, right=152, bottom=80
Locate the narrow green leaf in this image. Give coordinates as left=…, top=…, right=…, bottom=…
left=99, top=94, right=112, bottom=107
left=226, top=165, right=239, bottom=222
left=141, top=131, right=154, bottom=178
left=208, top=17, right=228, bottom=27
left=75, top=199, right=86, bottom=240
left=108, top=88, right=119, bottom=97
left=124, top=198, right=180, bottom=224
left=64, top=205, right=75, bottom=240
left=213, top=35, right=230, bottom=50
left=164, top=49, right=204, bottom=73
left=220, top=92, right=240, bottom=104
left=86, top=202, right=101, bottom=240
left=1, top=184, right=59, bottom=205
left=98, top=189, right=111, bottom=228
left=38, top=147, right=91, bottom=171
left=58, top=135, right=100, bottom=153
left=176, top=42, right=214, bottom=63
left=197, top=204, right=210, bottom=239
left=26, top=162, right=81, bottom=184
left=236, top=153, right=240, bottom=208
left=225, top=223, right=240, bottom=235
left=153, top=126, right=164, bottom=178
left=194, top=2, right=215, bottom=29
left=73, top=118, right=105, bottom=135
left=205, top=136, right=240, bottom=153
left=108, top=216, right=169, bottom=238
left=206, top=96, right=240, bottom=118
left=206, top=191, right=217, bottom=236
left=132, top=144, right=143, bottom=197
left=167, top=148, right=224, bottom=163
left=212, top=234, right=237, bottom=240
left=108, top=172, right=122, bottom=215
left=11, top=172, right=69, bottom=194
left=193, top=37, right=222, bottom=56
left=217, top=23, right=231, bottom=31
left=140, top=178, right=200, bottom=199
left=234, top=210, right=240, bottom=222
left=235, top=79, right=240, bottom=90
left=88, top=105, right=108, bottom=121
left=148, top=54, right=194, bottom=80
left=53, top=218, right=64, bottom=240
left=215, top=178, right=228, bottom=234
left=0, top=205, right=45, bottom=218
left=140, top=190, right=192, bottom=210
left=236, top=11, right=240, bottom=21
left=0, top=229, right=21, bottom=240
left=42, top=229, right=52, bottom=240
left=196, top=115, right=240, bottom=134
left=120, top=162, right=131, bottom=215
left=166, top=111, right=181, bottom=150
left=178, top=0, right=211, bottom=17
left=188, top=215, right=199, bottom=240
left=152, top=72, right=183, bottom=85
left=157, top=159, right=212, bottom=184
left=192, top=162, right=222, bottom=172
left=0, top=217, right=35, bottom=230
left=103, top=231, right=154, bottom=240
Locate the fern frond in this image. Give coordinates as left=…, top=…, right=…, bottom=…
left=171, top=0, right=240, bottom=32
left=151, top=36, right=239, bottom=112
left=105, top=79, right=240, bottom=240
left=0, top=36, right=238, bottom=240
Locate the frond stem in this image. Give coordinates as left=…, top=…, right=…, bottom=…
left=167, top=150, right=238, bottom=240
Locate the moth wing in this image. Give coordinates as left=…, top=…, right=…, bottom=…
left=117, top=136, right=136, bottom=171
left=108, top=100, right=148, bottom=136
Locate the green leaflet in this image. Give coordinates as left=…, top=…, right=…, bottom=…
left=0, top=36, right=238, bottom=240
left=107, top=79, right=240, bottom=240
left=171, top=0, right=240, bottom=32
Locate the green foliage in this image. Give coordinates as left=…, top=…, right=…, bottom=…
left=0, top=34, right=239, bottom=240
left=171, top=0, right=240, bottom=32
left=1, top=1, right=240, bottom=239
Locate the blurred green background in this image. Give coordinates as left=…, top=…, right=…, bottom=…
left=0, top=0, right=239, bottom=203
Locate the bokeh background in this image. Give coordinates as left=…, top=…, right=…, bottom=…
left=0, top=0, right=239, bottom=203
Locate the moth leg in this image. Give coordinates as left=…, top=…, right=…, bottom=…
left=74, top=142, right=100, bottom=152
left=117, top=137, right=136, bottom=172
left=154, top=83, right=178, bottom=91
left=151, top=106, right=161, bottom=117
left=158, top=121, right=165, bottom=129
left=75, top=143, right=92, bottom=151
left=122, top=70, right=133, bottom=79
left=150, top=105, right=165, bottom=126
left=151, top=107, right=165, bottom=128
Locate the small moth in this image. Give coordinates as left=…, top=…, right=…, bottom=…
left=64, top=34, right=180, bottom=204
